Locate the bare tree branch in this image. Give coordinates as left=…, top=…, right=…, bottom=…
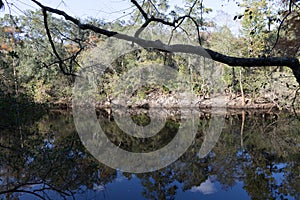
left=131, top=0, right=148, bottom=20
left=134, top=15, right=176, bottom=38
left=42, top=8, right=75, bottom=76
left=132, top=0, right=201, bottom=44
left=271, top=0, right=293, bottom=51
left=292, top=86, right=300, bottom=113
left=31, top=0, right=300, bottom=84
left=176, top=15, right=202, bottom=45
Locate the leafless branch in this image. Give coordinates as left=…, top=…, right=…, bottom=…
left=188, top=0, right=199, bottom=15
left=31, top=0, right=300, bottom=84
left=134, top=16, right=176, bottom=37
left=148, top=0, right=160, bottom=14
left=177, top=15, right=202, bottom=45
left=42, top=8, right=75, bottom=76
left=292, top=86, right=300, bottom=113
left=132, top=0, right=201, bottom=44
left=131, top=0, right=148, bottom=20
left=271, top=0, right=293, bottom=51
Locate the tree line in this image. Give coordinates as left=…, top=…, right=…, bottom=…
left=0, top=0, right=299, bottom=109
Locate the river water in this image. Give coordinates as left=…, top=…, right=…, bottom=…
left=0, top=108, right=299, bottom=199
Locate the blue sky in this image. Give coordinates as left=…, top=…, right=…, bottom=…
left=2, top=0, right=242, bottom=32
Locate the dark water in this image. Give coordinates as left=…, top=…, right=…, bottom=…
left=0, top=107, right=299, bottom=200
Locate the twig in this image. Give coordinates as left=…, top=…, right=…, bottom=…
left=271, top=0, right=292, bottom=51
left=131, top=0, right=148, bottom=20
left=292, top=86, right=299, bottom=115
left=42, top=8, right=76, bottom=76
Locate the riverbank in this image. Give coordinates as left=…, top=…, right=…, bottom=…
left=47, top=92, right=299, bottom=114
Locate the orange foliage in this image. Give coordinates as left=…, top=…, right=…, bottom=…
left=0, top=43, right=12, bottom=51
left=64, top=43, right=80, bottom=54
left=3, top=26, right=22, bottom=34
left=85, top=35, right=101, bottom=47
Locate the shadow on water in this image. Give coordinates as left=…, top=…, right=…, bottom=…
left=0, top=103, right=299, bottom=199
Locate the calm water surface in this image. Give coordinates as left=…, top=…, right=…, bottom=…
left=0, top=107, right=299, bottom=200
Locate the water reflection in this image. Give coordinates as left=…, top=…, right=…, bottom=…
left=190, top=178, right=217, bottom=195
left=0, top=108, right=299, bottom=199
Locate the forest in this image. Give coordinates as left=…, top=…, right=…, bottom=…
left=0, top=0, right=299, bottom=111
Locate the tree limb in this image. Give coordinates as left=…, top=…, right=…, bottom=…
left=131, top=0, right=149, bottom=20
left=132, top=0, right=201, bottom=44
left=31, top=0, right=300, bottom=84
left=42, top=8, right=76, bottom=76
left=271, top=0, right=293, bottom=51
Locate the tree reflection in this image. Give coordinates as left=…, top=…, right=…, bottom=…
left=0, top=110, right=116, bottom=199
left=0, top=109, right=299, bottom=199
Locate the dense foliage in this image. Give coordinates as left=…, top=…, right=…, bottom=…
left=0, top=0, right=299, bottom=109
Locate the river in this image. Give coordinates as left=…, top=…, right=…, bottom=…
left=0, top=107, right=299, bottom=199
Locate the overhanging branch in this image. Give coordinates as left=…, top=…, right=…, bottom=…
left=31, top=0, right=300, bottom=84
left=42, top=8, right=73, bottom=75
left=131, top=0, right=148, bottom=20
